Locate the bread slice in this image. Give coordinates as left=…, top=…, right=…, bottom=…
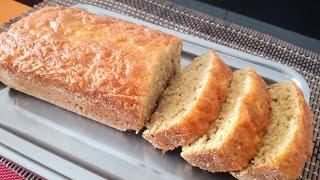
left=0, top=7, right=182, bottom=132
left=143, top=51, right=232, bottom=151
left=181, top=68, right=271, bottom=172
left=233, top=81, right=313, bottom=180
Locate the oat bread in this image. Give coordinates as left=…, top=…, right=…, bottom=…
left=181, top=68, right=271, bottom=172
left=143, top=51, right=232, bottom=151
left=233, top=81, right=313, bottom=180
left=0, top=7, right=182, bottom=131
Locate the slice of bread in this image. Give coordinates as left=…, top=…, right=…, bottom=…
left=181, top=68, right=270, bottom=172
left=233, top=81, right=313, bottom=180
left=143, top=51, right=232, bottom=151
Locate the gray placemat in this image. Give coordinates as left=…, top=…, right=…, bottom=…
left=0, top=0, right=319, bottom=179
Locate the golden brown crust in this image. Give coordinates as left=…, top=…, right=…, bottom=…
left=208, top=51, right=232, bottom=103
left=181, top=68, right=271, bottom=172
left=234, top=81, right=313, bottom=180
left=0, top=7, right=181, bottom=131
left=143, top=51, right=232, bottom=151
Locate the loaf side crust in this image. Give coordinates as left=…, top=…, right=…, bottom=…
left=143, top=51, right=232, bottom=151
left=181, top=68, right=271, bottom=172
left=0, top=69, right=143, bottom=131
left=234, top=81, right=313, bottom=180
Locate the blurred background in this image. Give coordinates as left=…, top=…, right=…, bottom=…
left=170, top=0, right=320, bottom=53
left=2, top=0, right=320, bottom=53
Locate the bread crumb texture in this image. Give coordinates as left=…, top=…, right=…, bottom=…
left=234, top=81, right=313, bottom=180
left=143, top=51, right=231, bottom=151
left=182, top=68, right=271, bottom=172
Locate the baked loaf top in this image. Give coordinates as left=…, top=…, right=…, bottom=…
left=0, top=7, right=181, bottom=128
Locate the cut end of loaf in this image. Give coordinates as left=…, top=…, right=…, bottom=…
left=140, top=42, right=182, bottom=131
left=235, top=81, right=313, bottom=180
left=143, top=51, right=231, bottom=151
left=182, top=68, right=270, bottom=172
left=252, top=82, right=299, bottom=166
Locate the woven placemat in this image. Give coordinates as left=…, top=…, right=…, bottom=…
left=0, top=156, right=45, bottom=180
left=0, top=0, right=319, bottom=179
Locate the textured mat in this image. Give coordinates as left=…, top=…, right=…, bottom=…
left=0, top=156, right=44, bottom=180
left=0, top=0, right=319, bottom=179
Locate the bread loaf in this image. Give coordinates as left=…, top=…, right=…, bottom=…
left=0, top=7, right=182, bottom=131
